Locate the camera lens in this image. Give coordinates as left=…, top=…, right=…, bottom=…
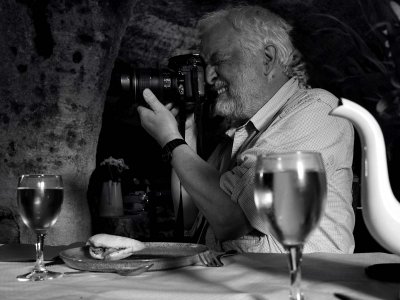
left=107, top=54, right=206, bottom=112
left=108, top=62, right=177, bottom=105
left=132, top=68, right=176, bottom=104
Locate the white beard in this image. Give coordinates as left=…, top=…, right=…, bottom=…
left=214, top=89, right=248, bottom=124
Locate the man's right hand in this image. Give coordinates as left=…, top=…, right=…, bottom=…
left=137, top=88, right=183, bottom=147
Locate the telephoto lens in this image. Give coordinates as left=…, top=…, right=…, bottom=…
left=107, top=53, right=206, bottom=110
left=108, top=61, right=178, bottom=105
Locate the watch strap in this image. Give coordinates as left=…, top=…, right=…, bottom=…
left=161, top=138, right=187, bottom=163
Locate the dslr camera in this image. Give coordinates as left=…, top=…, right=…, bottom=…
left=108, top=53, right=207, bottom=113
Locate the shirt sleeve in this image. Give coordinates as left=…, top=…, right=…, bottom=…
left=219, top=90, right=355, bottom=253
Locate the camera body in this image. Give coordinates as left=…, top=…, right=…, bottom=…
left=109, top=53, right=206, bottom=112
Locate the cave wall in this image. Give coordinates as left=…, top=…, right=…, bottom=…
left=0, top=0, right=137, bottom=245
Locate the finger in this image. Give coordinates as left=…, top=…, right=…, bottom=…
left=143, top=89, right=164, bottom=112
left=136, top=105, right=146, bottom=114
left=136, top=105, right=152, bottom=118
left=165, top=102, right=179, bottom=117
left=170, top=107, right=179, bottom=117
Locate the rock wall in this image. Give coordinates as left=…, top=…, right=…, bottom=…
left=0, top=0, right=137, bottom=245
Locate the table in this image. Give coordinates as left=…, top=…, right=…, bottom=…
left=1, top=245, right=399, bottom=300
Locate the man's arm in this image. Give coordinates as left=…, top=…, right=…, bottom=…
left=137, top=89, right=252, bottom=241
left=170, top=143, right=251, bottom=240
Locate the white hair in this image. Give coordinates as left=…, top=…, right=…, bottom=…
left=197, top=5, right=309, bottom=87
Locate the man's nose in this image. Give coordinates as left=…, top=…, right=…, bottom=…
left=206, top=65, right=217, bottom=85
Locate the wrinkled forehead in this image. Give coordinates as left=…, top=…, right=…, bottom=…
left=199, top=20, right=239, bottom=62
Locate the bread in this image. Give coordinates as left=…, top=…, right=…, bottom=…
left=86, top=234, right=146, bottom=260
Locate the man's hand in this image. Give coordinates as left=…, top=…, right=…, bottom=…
left=137, top=89, right=183, bottom=147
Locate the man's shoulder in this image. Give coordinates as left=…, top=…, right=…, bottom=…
left=277, top=86, right=354, bottom=135
left=303, top=87, right=340, bottom=109
left=281, top=86, right=338, bottom=118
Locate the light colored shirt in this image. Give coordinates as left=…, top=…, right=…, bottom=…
left=206, top=78, right=355, bottom=253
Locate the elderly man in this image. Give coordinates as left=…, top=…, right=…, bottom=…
left=137, top=5, right=355, bottom=253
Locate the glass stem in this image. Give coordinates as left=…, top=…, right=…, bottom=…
left=34, top=233, right=46, bottom=272
left=287, top=245, right=304, bottom=300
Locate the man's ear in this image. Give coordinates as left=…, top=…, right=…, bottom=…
left=263, top=44, right=277, bottom=76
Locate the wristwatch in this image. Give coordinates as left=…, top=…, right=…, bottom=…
left=161, top=138, right=187, bottom=163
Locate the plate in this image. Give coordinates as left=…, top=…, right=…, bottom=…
left=59, top=242, right=209, bottom=272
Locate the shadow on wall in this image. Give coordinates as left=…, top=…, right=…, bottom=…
left=0, top=207, right=19, bottom=244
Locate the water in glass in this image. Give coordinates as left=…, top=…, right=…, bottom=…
left=16, top=174, right=64, bottom=281
left=254, top=152, right=327, bottom=300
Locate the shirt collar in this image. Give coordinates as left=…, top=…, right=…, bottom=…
left=225, top=77, right=300, bottom=138
left=250, top=77, right=299, bottom=131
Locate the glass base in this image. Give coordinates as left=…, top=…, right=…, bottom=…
left=290, top=292, right=304, bottom=300
left=17, top=270, right=63, bottom=282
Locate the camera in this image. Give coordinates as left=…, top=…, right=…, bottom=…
left=108, top=53, right=206, bottom=112
left=107, top=53, right=219, bottom=159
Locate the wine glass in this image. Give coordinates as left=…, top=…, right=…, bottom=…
left=254, top=152, right=327, bottom=300
left=16, top=174, right=64, bottom=281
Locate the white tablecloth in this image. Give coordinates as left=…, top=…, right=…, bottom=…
left=1, top=251, right=399, bottom=300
